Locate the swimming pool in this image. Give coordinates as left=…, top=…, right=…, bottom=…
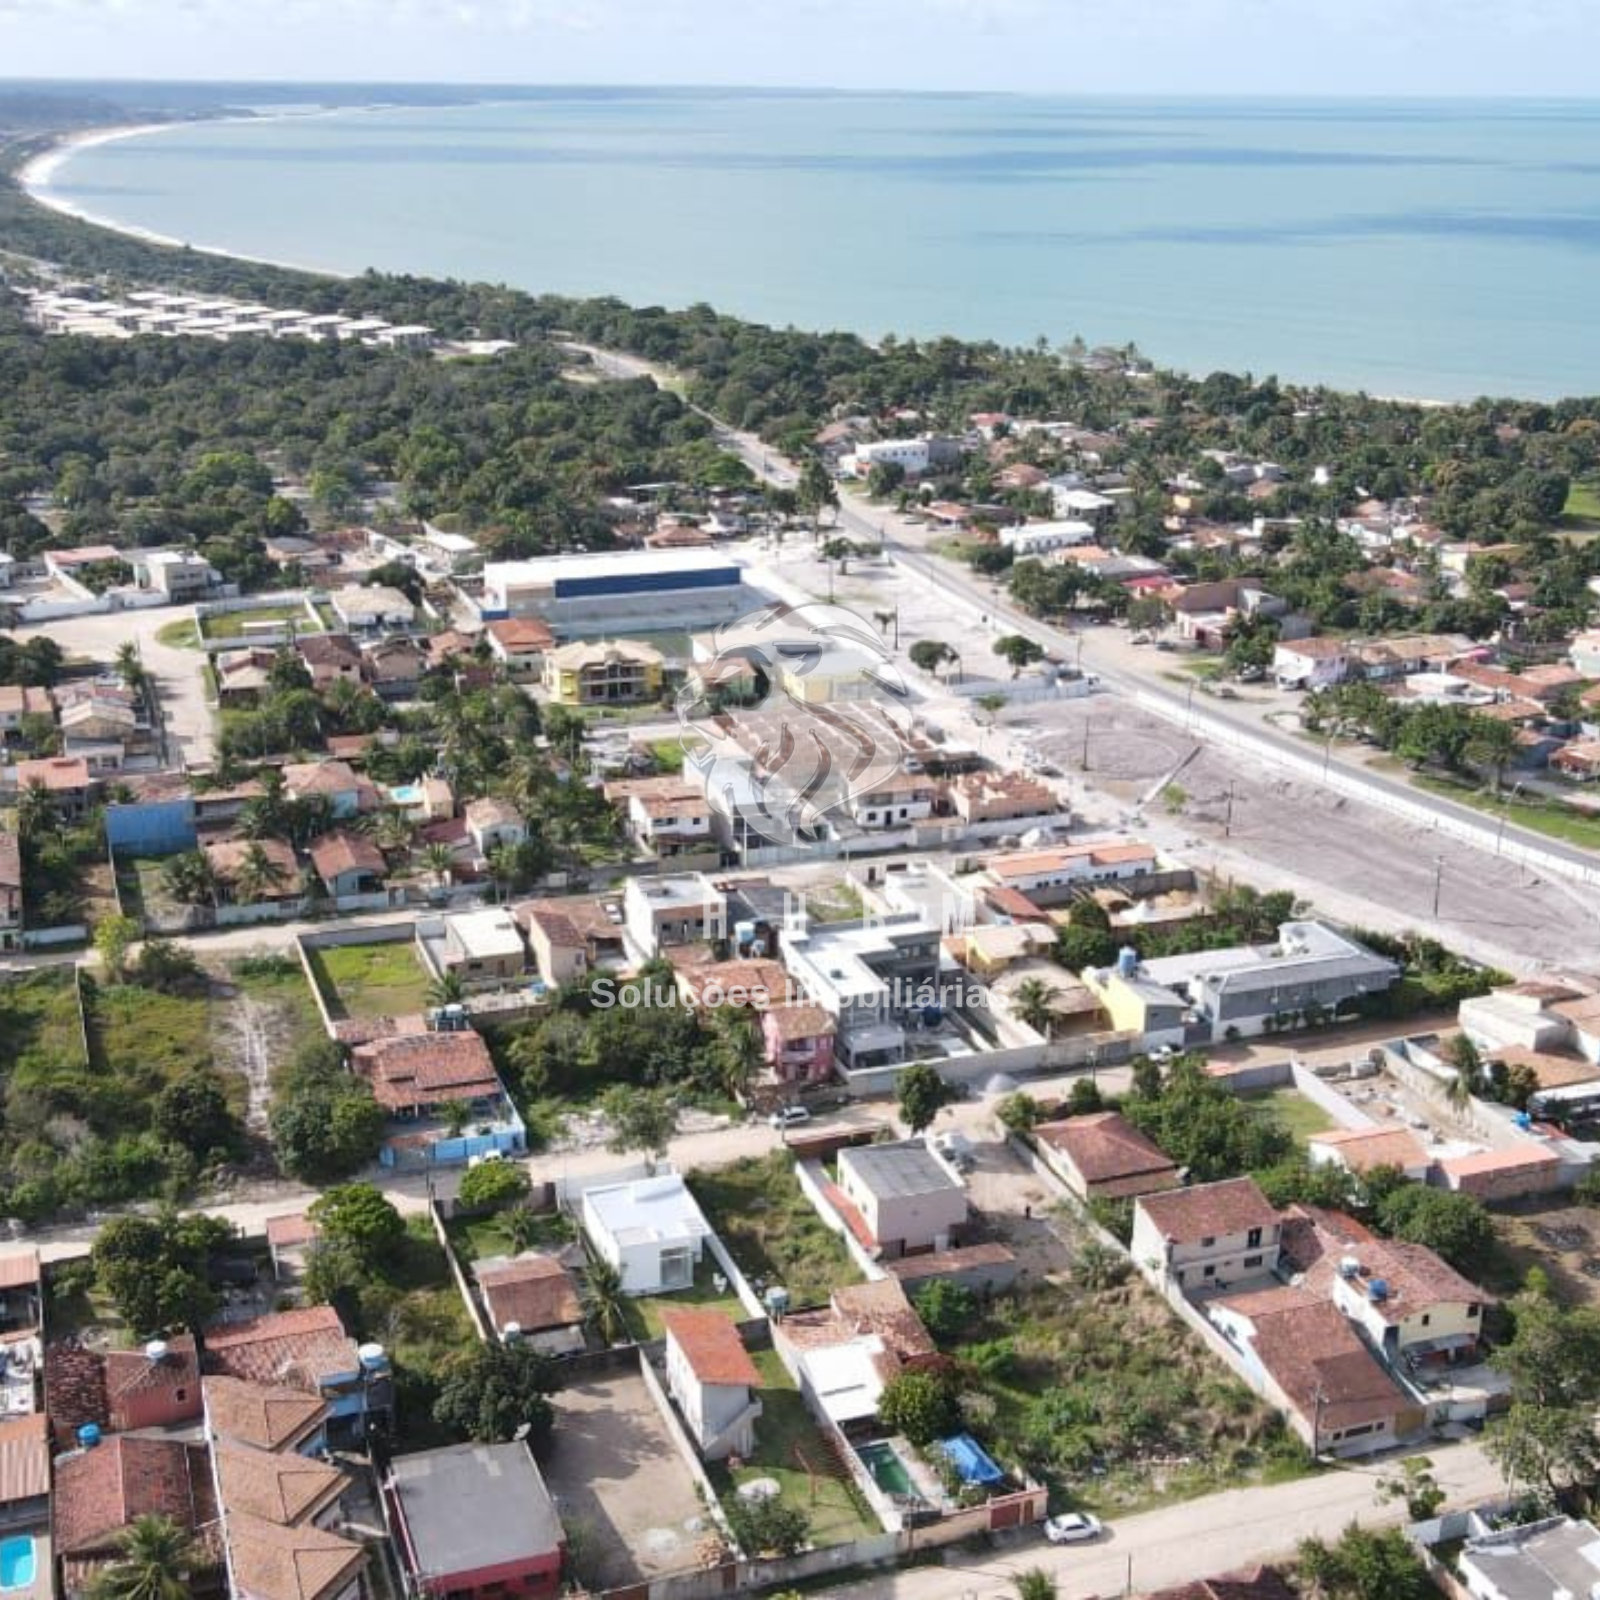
left=939, top=1432, right=1005, bottom=1486
left=856, top=1440, right=915, bottom=1498
left=389, top=783, right=424, bottom=806
left=0, top=1535, right=35, bottom=1591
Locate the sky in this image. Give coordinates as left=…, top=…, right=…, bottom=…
left=0, top=0, right=1597, bottom=97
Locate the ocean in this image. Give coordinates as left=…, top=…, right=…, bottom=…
left=30, top=91, right=1600, bottom=400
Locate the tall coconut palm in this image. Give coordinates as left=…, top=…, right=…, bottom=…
left=1011, top=977, right=1059, bottom=1039
left=161, top=849, right=217, bottom=908
left=372, top=812, right=416, bottom=860
left=89, top=1514, right=202, bottom=1600
left=427, top=971, right=467, bottom=1008
left=581, top=1259, right=629, bottom=1346
left=420, top=841, right=457, bottom=888
left=234, top=840, right=288, bottom=906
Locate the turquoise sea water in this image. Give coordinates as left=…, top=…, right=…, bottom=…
left=36, top=91, right=1600, bottom=400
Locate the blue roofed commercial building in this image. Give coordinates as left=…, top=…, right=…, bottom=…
left=479, top=549, right=749, bottom=632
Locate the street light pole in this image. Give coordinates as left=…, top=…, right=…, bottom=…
left=1224, top=782, right=1235, bottom=838
left=1431, top=854, right=1445, bottom=920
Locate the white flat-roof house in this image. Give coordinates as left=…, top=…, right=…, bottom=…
left=581, top=1174, right=713, bottom=1295
left=441, top=908, right=527, bottom=985
left=623, top=873, right=727, bottom=957
left=330, top=585, right=416, bottom=634
left=836, top=1140, right=968, bottom=1259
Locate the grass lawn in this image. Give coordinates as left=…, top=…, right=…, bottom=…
left=314, top=601, right=340, bottom=631
left=227, top=955, right=327, bottom=1077
left=1413, top=773, right=1600, bottom=853
left=691, top=1154, right=861, bottom=1307
left=84, top=981, right=213, bottom=1086
left=804, top=881, right=866, bottom=923
left=198, top=604, right=320, bottom=641
left=307, top=940, right=432, bottom=1020
left=952, top=1277, right=1313, bottom=1517
left=1239, top=1087, right=1335, bottom=1144
left=709, top=1349, right=880, bottom=1547
left=620, top=1257, right=747, bottom=1342
left=0, top=968, right=87, bottom=1082
left=446, top=1207, right=576, bottom=1263
left=155, top=616, right=200, bottom=648
left=1560, top=479, right=1600, bottom=531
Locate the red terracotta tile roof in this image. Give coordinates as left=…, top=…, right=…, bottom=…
left=1142, top=1565, right=1297, bottom=1600
left=1036, top=1111, right=1178, bottom=1186
left=15, top=756, right=91, bottom=792
left=265, top=1213, right=321, bottom=1250
left=662, top=1307, right=761, bottom=1388
left=205, top=1308, right=359, bottom=1392
left=0, top=1414, right=47, bottom=1505
left=225, top=1508, right=365, bottom=1600
left=763, top=1001, right=834, bottom=1043
left=1137, top=1177, right=1278, bottom=1243
left=214, top=1441, right=347, bottom=1527
left=0, top=1250, right=39, bottom=1290
left=53, top=1434, right=212, bottom=1555
left=486, top=617, right=555, bottom=652
left=352, top=1029, right=501, bottom=1113
left=203, top=1377, right=328, bottom=1452
left=1306, top=1125, right=1430, bottom=1174
left=308, top=829, right=386, bottom=882
left=475, top=1254, right=583, bottom=1334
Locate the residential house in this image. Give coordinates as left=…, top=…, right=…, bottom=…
left=282, top=760, right=373, bottom=821
left=1457, top=1517, right=1600, bottom=1600
left=1272, top=637, right=1351, bottom=690
left=440, top=908, right=527, bottom=985
left=623, top=873, right=727, bottom=957
left=464, top=797, right=526, bottom=858
left=203, top=1309, right=391, bottom=1446
left=297, top=635, right=364, bottom=692
left=385, top=1442, right=564, bottom=1600
left=835, top=1140, right=968, bottom=1260
left=484, top=617, right=553, bottom=679
left=215, top=649, right=278, bottom=706
left=517, top=901, right=591, bottom=989
left=53, top=1434, right=217, bottom=1597
left=622, top=783, right=714, bottom=860
left=0, top=686, right=53, bottom=742
left=0, top=1417, right=53, bottom=1593
left=44, top=1338, right=203, bottom=1448
left=211, top=1442, right=346, bottom=1534
left=352, top=1030, right=519, bottom=1149
left=1034, top=1112, right=1181, bottom=1202
left=204, top=838, right=304, bottom=917
left=761, top=1001, right=836, bottom=1084
left=223, top=1509, right=365, bottom=1600
left=137, top=548, right=217, bottom=601
left=580, top=1174, right=712, bottom=1295
left=999, top=519, right=1097, bottom=558
left=12, top=757, right=94, bottom=819
left=1284, top=1208, right=1491, bottom=1369
left=1132, top=1177, right=1282, bottom=1294
left=1437, top=1145, right=1563, bottom=1201
left=661, top=1308, right=762, bottom=1460
left=307, top=831, right=388, bottom=910
left=201, top=1378, right=329, bottom=1457
left=361, top=636, right=426, bottom=699
left=1206, top=1286, right=1422, bottom=1456
left=473, top=1255, right=585, bottom=1355
left=1306, top=1125, right=1431, bottom=1183
left=542, top=639, right=664, bottom=706
left=984, top=840, right=1159, bottom=902
left=0, top=833, right=20, bottom=949
left=264, top=1215, right=321, bottom=1284
left=329, top=585, right=415, bottom=633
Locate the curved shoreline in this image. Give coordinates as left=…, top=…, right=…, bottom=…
left=18, top=110, right=1464, bottom=405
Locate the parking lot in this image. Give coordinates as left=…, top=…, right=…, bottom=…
left=543, top=1368, right=711, bottom=1588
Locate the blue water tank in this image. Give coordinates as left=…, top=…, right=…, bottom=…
left=1368, top=1279, right=1390, bottom=1302
left=77, top=1424, right=101, bottom=1449
left=1117, top=946, right=1140, bottom=978
left=734, top=920, right=757, bottom=948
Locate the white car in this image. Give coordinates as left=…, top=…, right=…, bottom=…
left=769, top=1106, right=812, bottom=1129
left=1043, top=1512, right=1104, bottom=1545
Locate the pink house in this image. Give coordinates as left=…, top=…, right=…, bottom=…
left=762, top=1001, right=835, bottom=1083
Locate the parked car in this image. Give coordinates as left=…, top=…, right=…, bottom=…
left=1044, top=1512, right=1104, bottom=1544
left=1238, top=664, right=1266, bottom=682
left=1154, top=639, right=1177, bottom=652
left=769, top=1105, right=812, bottom=1129
left=1130, top=630, right=1153, bottom=645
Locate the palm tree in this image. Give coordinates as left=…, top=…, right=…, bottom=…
left=505, top=1206, right=543, bottom=1254
left=441, top=1099, right=470, bottom=1138
left=486, top=842, right=523, bottom=902
left=14, top=779, right=57, bottom=845
left=113, top=641, right=147, bottom=692
left=234, top=840, right=288, bottom=906
left=89, top=1514, right=202, bottom=1600
left=428, top=971, right=467, bottom=1007
left=708, top=1006, right=764, bottom=1099
left=373, top=812, right=416, bottom=860
left=1011, top=1569, right=1058, bottom=1600
left=161, top=850, right=217, bottom=908
left=420, top=841, right=457, bottom=888
left=1011, top=977, right=1059, bottom=1039
left=581, top=1259, right=629, bottom=1346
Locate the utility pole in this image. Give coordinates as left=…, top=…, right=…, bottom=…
left=1432, top=854, right=1445, bottom=920
left=1224, top=781, right=1235, bottom=838
left=1080, top=717, right=1091, bottom=771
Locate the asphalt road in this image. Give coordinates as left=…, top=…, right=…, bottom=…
left=821, top=1437, right=1502, bottom=1600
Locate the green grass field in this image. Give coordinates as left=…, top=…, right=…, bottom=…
left=1413, top=773, right=1600, bottom=853
left=709, top=1349, right=881, bottom=1546
left=197, top=603, right=320, bottom=641
left=306, top=940, right=432, bottom=1019
left=691, top=1154, right=861, bottom=1308
left=1560, top=479, right=1600, bottom=531
left=446, top=1208, right=575, bottom=1262
left=619, top=1257, right=747, bottom=1342
left=1239, top=1087, right=1335, bottom=1144
left=155, top=617, right=200, bottom=649
left=0, top=968, right=87, bottom=1082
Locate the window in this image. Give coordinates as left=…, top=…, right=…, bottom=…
left=174, top=1388, right=187, bottom=1402
left=1467, top=1303, right=1480, bottom=1319
left=1200, top=1235, right=1216, bottom=1249
left=1203, top=1264, right=1216, bottom=1279
left=1246, top=1227, right=1263, bottom=1249
left=1243, top=1255, right=1263, bottom=1269
left=1421, top=1313, right=1431, bottom=1327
